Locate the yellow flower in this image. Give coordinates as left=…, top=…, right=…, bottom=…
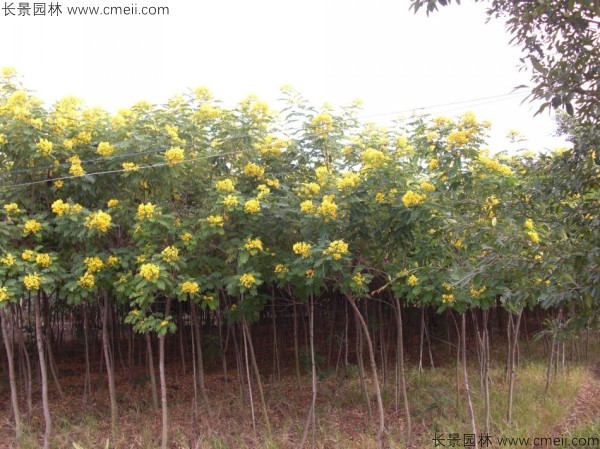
left=22, top=250, right=35, bottom=261
left=470, top=286, right=486, bottom=298
left=71, top=204, right=83, bottom=213
left=69, top=162, right=85, bottom=177
left=222, top=195, right=239, bottom=208
left=480, top=155, right=513, bottom=176
left=85, top=211, right=112, bottom=232
left=243, top=162, right=265, bottom=179
left=181, top=281, right=200, bottom=295
left=337, top=172, right=361, bottom=190
left=181, top=232, right=193, bottom=242
left=0, top=287, right=9, bottom=302
left=402, top=191, right=426, bottom=208
left=54, top=180, right=64, bottom=189
left=107, top=199, right=119, bottom=208
left=2, top=66, right=16, bottom=77
left=293, top=242, right=312, bottom=258
left=136, top=254, right=147, bottom=263
left=97, top=142, right=115, bottom=157
left=426, top=131, right=439, bottom=142
left=274, top=264, right=289, bottom=274
left=165, top=147, right=185, bottom=165
left=442, top=293, right=455, bottom=303
left=266, top=178, right=280, bottom=189
left=216, top=178, right=235, bottom=192
left=132, top=309, right=140, bottom=316
left=78, top=272, right=95, bottom=289
left=36, top=139, right=53, bottom=157
left=139, top=263, right=160, bottom=281
left=375, top=192, right=385, bottom=203
left=420, top=181, right=436, bottom=192
left=122, top=162, right=139, bottom=171
left=35, top=253, right=52, bottom=268
left=106, top=256, right=119, bottom=266
left=84, top=257, right=104, bottom=273
left=256, top=184, right=270, bottom=198
left=317, top=195, right=337, bottom=220
left=207, top=215, right=225, bottom=227
left=137, top=203, right=156, bottom=220
left=428, top=159, right=439, bottom=170
left=315, top=167, right=329, bottom=184
left=527, top=231, right=540, bottom=244
left=244, top=238, right=263, bottom=255
left=3, top=203, right=20, bottom=215
left=23, top=219, right=42, bottom=235
left=160, top=320, right=169, bottom=327
left=361, top=148, right=387, bottom=169
left=407, top=275, right=418, bottom=287
left=239, top=273, right=257, bottom=289
left=1, top=253, right=15, bottom=267
left=300, top=200, right=315, bottom=214
left=312, top=112, right=333, bottom=138
left=534, top=252, right=543, bottom=263
left=446, top=130, right=471, bottom=147
left=244, top=199, right=261, bottom=214
left=76, top=131, right=92, bottom=143
left=524, top=218, right=534, bottom=230
left=161, top=246, right=179, bottom=263
left=352, top=272, right=365, bottom=285
left=323, top=240, right=349, bottom=260
left=301, top=182, right=321, bottom=197
left=305, top=269, right=316, bottom=278
left=24, top=273, right=44, bottom=291
left=51, top=199, right=70, bottom=217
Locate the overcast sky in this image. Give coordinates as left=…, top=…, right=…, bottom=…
left=0, top=0, right=568, bottom=153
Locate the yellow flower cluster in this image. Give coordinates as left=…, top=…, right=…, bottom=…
left=244, top=199, right=261, bottom=214
left=85, top=256, right=104, bottom=273
left=428, top=159, right=439, bottom=170
left=482, top=196, right=499, bottom=218
left=0, top=287, right=9, bottom=302
left=407, top=275, right=419, bottom=286
left=352, top=272, right=365, bottom=285
left=442, top=293, right=455, bottom=303
left=274, top=264, right=289, bottom=274
left=85, top=211, right=112, bottom=233
left=68, top=155, right=85, bottom=177
left=337, top=172, right=361, bottom=190
left=23, top=219, right=42, bottom=235
left=181, top=232, right=193, bottom=242
left=78, top=272, right=95, bottom=289
left=374, top=193, right=385, bottom=203
left=244, top=238, right=263, bottom=255
left=300, top=200, right=315, bottom=214
left=305, top=269, right=316, bottom=278
left=311, top=112, right=333, bottom=138
left=161, top=246, right=179, bottom=263
left=222, top=195, right=239, bottom=208
left=402, top=191, right=426, bottom=208
left=0, top=133, right=6, bottom=146
left=479, top=156, right=513, bottom=176
left=1, top=253, right=15, bottom=267
left=35, top=253, right=52, bottom=268
left=266, top=178, right=280, bottom=189
left=137, top=203, right=156, bottom=220
left=317, top=195, right=337, bottom=220
left=22, top=250, right=35, bottom=261
left=51, top=199, right=71, bottom=216
left=257, top=135, right=289, bottom=156
left=527, top=231, right=540, bottom=244
left=54, top=180, right=64, bottom=188
left=165, top=147, right=185, bottom=165
left=243, top=162, right=265, bottom=179
left=470, top=286, right=486, bottom=298
left=420, top=181, right=436, bottom=192
left=122, top=162, right=139, bottom=171
left=524, top=218, right=534, bottom=230
left=315, top=167, right=329, bottom=184
left=446, top=130, right=472, bottom=147
left=257, top=184, right=270, bottom=198
left=3, top=203, right=20, bottom=215
left=107, top=199, right=119, bottom=208
left=323, top=240, right=349, bottom=260
left=194, top=104, right=222, bottom=121
left=216, top=178, right=235, bottom=192
left=293, top=242, right=312, bottom=258
left=36, top=138, right=53, bottom=157
left=97, top=142, right=115, bottom=157
left=361, top=148, right=387, bottom=169
left=300, top=182, right=321, bottom=197
left=207, top=215, right=225, bottom=227
left=181, top=281, right=200, bottom=295
left=24, top=273, right=44, bottom=291
left=239, top=273, right=257, bottom=289
left=139, top=263, right=160, bottom=281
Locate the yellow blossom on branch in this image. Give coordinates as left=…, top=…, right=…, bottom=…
left=207, top=215, right=225, bottom=227
left=323, top=240, right=349, bottom=260
left=0, top=287, right=9, bottom=302
left=78, top=272, right=95, bottom=289
left=3, top=203, right=20, bottom=215
left=24, top=273, right=44, bottom=291
left=85, top=211, right=112, bottom=233
left=22, top=250, right=35, bottom=261
left=35, top=253, right=52, bottom=268
left=36, top=138, right=53, bottom=157
left=97, top=142, right=115, bottom=157
left=23, top=219, right=42, bottom=235
left=216, top=178, right=235, bottom=192
left=1, top=253, right=15, bottom=267
left=293, top=242, right=312, bottom=258
left=274, top=264, right=289, bottom=274
left=243, top=162, right=265, bottom=179
left=352, top=272, right=365, bottom=285
left=122, top=162, right=139, bottom=171
left=407, top=275, right=419, bottom=286
left=244, top=238, right=263, bottom=255
left=161, top=246, right=179, bottom=263
left=84, top=257, right=104, bottom=273
left=137, top=203, right=156, bottom=220
left=402, top=191, right=426, bottom=208
left=107, top=199, right=119, bottom=208
left=239, top=273, right=257, bottom=289
left=139, top=263, right=160, bottom=282
left=51, top=199, right=70, bottom=216
left=300, top=200, right=315, bottom=214
left=244, top=199, right=261, bottom=214
left=181, top=281, right=200, bottom=296
left=165, top=147, right=185, bottom=165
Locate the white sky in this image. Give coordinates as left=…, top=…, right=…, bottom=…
left=0, top=0, right=568, bottom=152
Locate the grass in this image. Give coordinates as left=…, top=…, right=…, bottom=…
left=2, top=338, right=598, bottom=448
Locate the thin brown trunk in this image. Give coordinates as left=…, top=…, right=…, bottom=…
left=159, top=297, right=172, bottom=449
left=146, top=333, right=159, bottom=409
left=298, top=295, right=317, bottom=449
left=1, top=307, right=22, bottom=439
left=393, top=297, right=411, bottom=447
left=507, top=309, right=523, bottom=427
left=83, top=302, right=91, bottom=404
left=102, top=291, right=118, bottom=432
left=34, top=291, right=52, bottom=449
left=461, top=313, right=478, bottom=448
left=191, top=301, right=208, bottom=404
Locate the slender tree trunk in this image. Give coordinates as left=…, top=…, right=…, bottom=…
left=34, top=291, right=52, bottom=449
left=507, top=309, right=523, bottom=427
left=293, top=300, right=301, bottom=388
left=418, top=306, right=425, bottom=372
left=159, top=297, right=172, bottom=449
left=355, top=308, right=372, bottom=418
left=461, top=313, right=478, bottom=449
left=102, top=291, right=118, bottom=432
left=347, top=295, right=385, bottom=449
left=1, top=307, right=22, bottom=439
left=16, top=304, right=32, bottom=414
left=393, top=297, right=412, bottom=447
left=178, top=305, right=186, bottom=375
left=146, top=333, right=159, bottom=409
left=298, top=295, right=317, bottom=449
left=83, top=302, right=92, bottom=404
left=241, top=321, right=256, bottom=432
left=191, top=301, right=208, bottom=405
left=271, top=288, right=281, bottom=381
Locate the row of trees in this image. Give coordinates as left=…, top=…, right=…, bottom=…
left=0, top=68, right=598, bottom=448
